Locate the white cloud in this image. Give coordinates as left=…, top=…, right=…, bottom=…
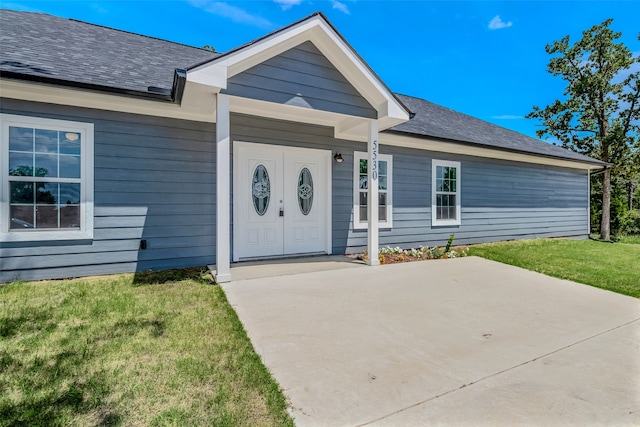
left=488, top=15, right=512, bottom=30
left=272, top=0, right=351, bottom=15
left=188, top=0, right=274, bottom=29
left=330, top=0, right=350, bottom=14
left=491, top=115, right=523, bottom=120
left=91, top=3, right=108, bottom=14
left=274, top=0, right=302, bottom=10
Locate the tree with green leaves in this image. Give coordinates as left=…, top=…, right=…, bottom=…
left=527, top=19, right=640, bottom=240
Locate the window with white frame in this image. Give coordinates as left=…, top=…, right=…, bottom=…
left=353, top=151, right=392, bottom=229
left=431, top=159, right=461, bottom=226
left=1, top=114, right=94, bottom=242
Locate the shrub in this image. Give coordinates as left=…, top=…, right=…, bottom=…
left=445, top=233, right=455, bottom=253
left=355, top=234, right=467, bottom=262
left=618, top=209, right=640, bottom=236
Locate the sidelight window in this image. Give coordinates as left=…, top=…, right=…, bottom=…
left=353, top=151, right=392, bottom=229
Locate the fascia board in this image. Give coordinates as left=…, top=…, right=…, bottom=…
left=187, top=63, right=227, bottom=88
left=1, top=78, right=217, bottom=122
left=309, top=22, right=409, bottom=122
left=187, top=18, right=325, bottom=88
left=379, top=132, right=602, bottom=170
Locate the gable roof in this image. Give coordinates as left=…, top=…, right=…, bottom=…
left=186, top=11, right=410, bottom=128
left=0, top=9, right=605, bottom=167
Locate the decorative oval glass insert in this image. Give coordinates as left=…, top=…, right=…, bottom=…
left=252, top=164, right=270, bottom=216
left=297, top=167, right=313, bottom=215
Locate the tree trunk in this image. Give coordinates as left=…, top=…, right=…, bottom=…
left=600, top=168, right=611, bottom=240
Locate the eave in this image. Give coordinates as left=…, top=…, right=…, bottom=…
left=380, top=130, right=609, bottom=171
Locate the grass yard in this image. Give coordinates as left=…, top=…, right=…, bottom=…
left=0, top=268, right=293, bottom=427
left=468, top=238, right=640, bottom=298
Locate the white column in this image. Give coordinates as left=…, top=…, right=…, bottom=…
left=367, top=119, right=380, bottom=266
left=215, top=93, right=232, bottom=282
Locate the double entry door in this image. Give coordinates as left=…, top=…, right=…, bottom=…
left=233, top=142, right=331, bottom=261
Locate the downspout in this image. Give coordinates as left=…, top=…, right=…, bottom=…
left=171, top=69, right=187, bottom=104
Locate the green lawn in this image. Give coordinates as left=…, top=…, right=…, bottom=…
left=0, top=268, right=293, bottom=427
left=468, top=238, right=640, bottom=298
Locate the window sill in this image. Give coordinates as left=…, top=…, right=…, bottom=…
left=1, top=230, right=93, bottom=243
left=431, top=220, right=461, bottom=227
left=353, top=223, right=393, bottom=231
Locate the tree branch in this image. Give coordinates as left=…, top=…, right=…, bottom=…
left=622, top=77, right=640, bottom=136
left=533, top=124, right=597, bottom=133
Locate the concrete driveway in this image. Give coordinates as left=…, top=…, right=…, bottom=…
left=221, top=256, right=640, bottom=426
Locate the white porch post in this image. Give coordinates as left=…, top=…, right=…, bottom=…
left=215, top=93, right=232, bottom=282
left=367, top=119, right=380, bottom=266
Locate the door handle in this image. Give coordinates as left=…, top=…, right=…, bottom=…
left=279, top=208, right=284, bottom=217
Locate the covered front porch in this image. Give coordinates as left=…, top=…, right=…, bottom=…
left=183, top=13, right=410, bottom=282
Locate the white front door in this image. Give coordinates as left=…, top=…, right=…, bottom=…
left=233, top=142, right=331, bottom=261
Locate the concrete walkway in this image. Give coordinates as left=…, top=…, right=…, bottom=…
left=222, top=256, right=640, bottom=426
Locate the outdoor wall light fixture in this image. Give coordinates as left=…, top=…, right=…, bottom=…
left=334, top=153, right=344, bottom=163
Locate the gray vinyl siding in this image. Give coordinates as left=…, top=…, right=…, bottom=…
left=0, top=99, right=216, bottom=282
left=344, top=146, right=589, bottom=252
left=223, top=41, right=377, bottom=119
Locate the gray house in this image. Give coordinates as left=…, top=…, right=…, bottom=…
left=0, top=10, right=605, bottom=282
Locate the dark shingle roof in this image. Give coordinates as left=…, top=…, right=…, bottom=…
left=0, top=9, right=217, bottom=93
left=0, top=9, right=604, bottom=166
left=390, top=94, right=604, bottom=165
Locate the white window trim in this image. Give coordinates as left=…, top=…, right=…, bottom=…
left=431, top=159, right=461, bottom=226
left=353, top=151, right=392, bottom=230
left=1, top=114, right=94, bottom=242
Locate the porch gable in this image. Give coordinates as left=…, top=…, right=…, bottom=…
left=223, top=41, right=377, bottom=119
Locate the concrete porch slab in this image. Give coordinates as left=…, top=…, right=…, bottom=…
left=209, top=254, right=365, bottom=282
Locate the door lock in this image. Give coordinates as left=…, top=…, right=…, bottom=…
left=279, top=208, right=284, bottom=217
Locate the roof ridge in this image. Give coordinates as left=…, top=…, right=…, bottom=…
left=1, top=9, right=215, bottom=54
left=73, top=18, right=212, bottom=52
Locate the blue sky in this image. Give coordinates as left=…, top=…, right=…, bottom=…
left=3, top=0, right=639, bottom=139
